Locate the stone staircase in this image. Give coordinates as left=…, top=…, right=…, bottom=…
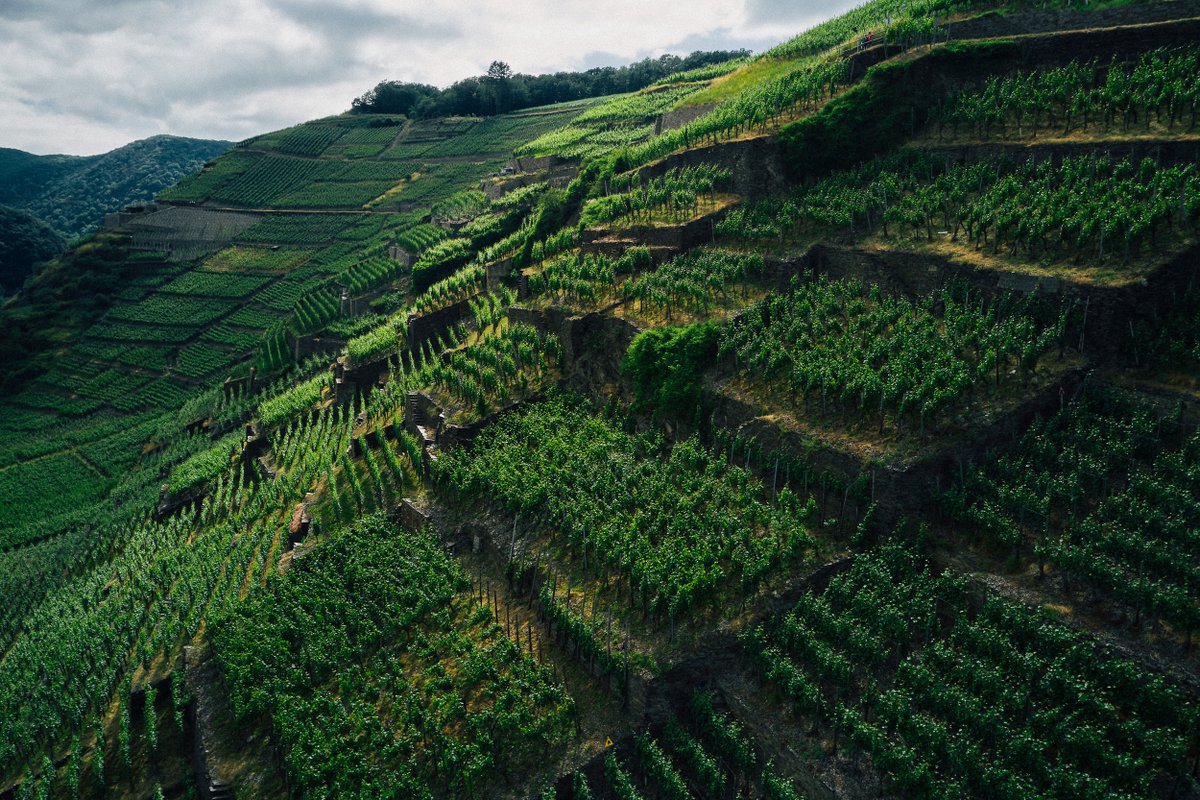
left=406, top=391, right=439, bottom=449
left=207, top=782, right=235, bottom=800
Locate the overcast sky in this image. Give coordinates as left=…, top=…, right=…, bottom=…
left=1, top=0, right=858, bottom=156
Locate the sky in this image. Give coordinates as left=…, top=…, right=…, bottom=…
left=0, top=0, right=859, bottom=156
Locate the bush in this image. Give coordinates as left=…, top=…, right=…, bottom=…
left=622, top=321, right=719, bottom=417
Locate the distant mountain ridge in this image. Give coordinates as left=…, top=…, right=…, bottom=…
left=0, top=134, right=232, bottom=242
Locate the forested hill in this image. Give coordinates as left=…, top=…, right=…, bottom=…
left=0, top=135, right=231, bottom=242
left=0, top=204, right=64, bottom=296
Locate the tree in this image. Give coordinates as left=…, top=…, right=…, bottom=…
left=483, top=61, right=515, bottom=114
left=486, top=61, right=513, bottom=82
left=350, top=81, right=439, bottom=115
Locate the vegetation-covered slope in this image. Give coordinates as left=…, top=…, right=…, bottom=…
left=0, top=204, right=65, bottom=296
left=3, top=1, right=1200, bottom=798
left=0, top=135, right=231, bottom=242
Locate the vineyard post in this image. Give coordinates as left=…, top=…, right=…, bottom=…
left=527, top=554, right=539, bottom=610
left=1078, top=296, right=1090, bottom=354
left=509, top=513, right=518, bottom=567
left=607, top=605, right=613, bottom=658
left=623, top=624, right=631, bottom=707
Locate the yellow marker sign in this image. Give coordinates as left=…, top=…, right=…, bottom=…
left=605, top=737, right=614, bottom=748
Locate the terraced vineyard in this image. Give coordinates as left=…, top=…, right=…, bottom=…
left=5, top=1, right=1200, bottom=798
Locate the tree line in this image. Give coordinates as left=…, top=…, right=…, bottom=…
left=350, top=50, right=749, bottom=118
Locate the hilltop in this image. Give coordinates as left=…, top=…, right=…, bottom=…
left=2, top=1, right=1200, bottom=798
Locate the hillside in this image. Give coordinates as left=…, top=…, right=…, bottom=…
left=0, top=204, right=65, bottom=296
left=0, top=135, right=232, bottom=244
left=3, top=1, right=1200, bottom=799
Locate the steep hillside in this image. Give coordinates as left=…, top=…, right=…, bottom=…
left=3, top=1, right=1200, bottom=799
left=0, top=204, right=64, bottom=295
left=0, top=135, right=231, bottom=243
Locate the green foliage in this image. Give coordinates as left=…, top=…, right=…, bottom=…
left=779, top=41, right=1017, bottom=177
left=159, top=270, right=269, bottom=297
left=526, top=250, right=615, bottom=307
left=691, top=692, right=756, bottom=772
left=783, top=79, right=899, bottom=176
left=623, top=321, right=720, bottom=416
left=207, top=245, right=317, bottom=272
left=519, top=84, right=705, bottom=156
left=273, top=180, right=399, bottom=208
left=634, top=733, right=690, bottom=800
left=212, top=514, right=574, bottom=798
left=1134, top=287, right=1200, bottom=372
left=933, top=46, right=1200, bottom=138
left=144, top=684, right=157, bottom=753
left=435, top=396, right=813, bottom=616
left=175, top=343, right=232, bottom=380
left=411, top=237, right=473, bottom=291
left=272, top=124, right=346, bottom=157
left=0, top=453, right=110, bottom=548
left=411, top=263, right=487, bottom=316
left=396, top=223, right=450, bottom=253
left=188, top=153, right=347, bottom=207
left=238, top=214, right=350, bottom=245
left=258, top=373, right=329, bottom=427
left=536, top=581, right=628, bottom=680
left=663, top=719, right=725, bottom=797
left=0, top=232, right=149, bottom=393
left=727, top=148, right=1200, bottom=269
left=604, top=753, right=644, bottom=800
left=379, top=161, right=505, bottom=209
left=721, top=278, right=1065, bottom=431
left=947, top=388, right=1200, bottom=632
left=426, top=323, right=561, bottom=413
left=0, top=204, right=65, bottom=295
left=166, top=434, right=238, bottom=494
left=0, top=135, right=230, bottom=240
left=106, top=294, right=234, bottom=326
left=420, top=111, right=585, bottom=158
left=623, top=248, right=761, bottom=317
left=346, top=317, right=406, bottom=364
left=579, top=164, right=731, bottom=227
left=745, top=543, right=1198, bottom=799
left=431, top=190, right=489, bottom=223
left=3, top=5, right=1196, bottom=791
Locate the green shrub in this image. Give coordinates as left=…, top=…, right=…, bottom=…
left=622, top=321, right=719, bottom=416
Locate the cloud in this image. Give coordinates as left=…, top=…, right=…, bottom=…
left=740, top=0, right=863, bottom=44
left=0, top=0, right=849, bottom=156
left=745, top=0, right=830, bottom=24
left=0, top=0, right=169, bottom=35
left=269, top=0, right=460, bottom=45
left=662, top=26, right=780, bottom=57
